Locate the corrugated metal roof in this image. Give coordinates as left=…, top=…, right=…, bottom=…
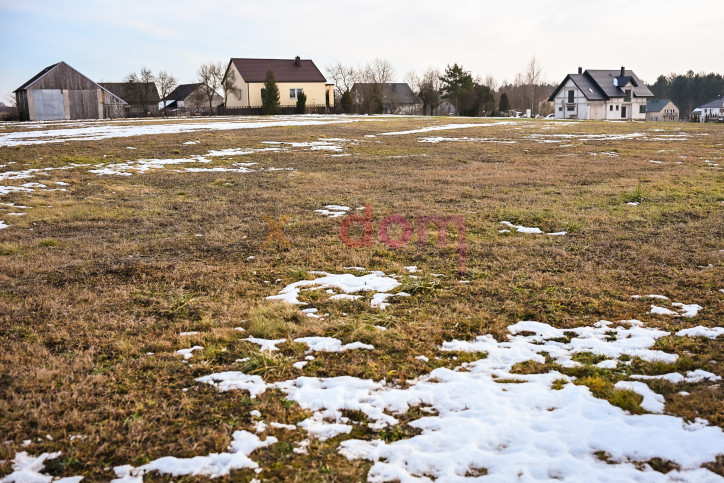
left=229, top=58, right=327, bottom=83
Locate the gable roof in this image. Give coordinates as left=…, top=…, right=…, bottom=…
left=229, top=58, right=327, bottom=83
left=351, top=83, right=419, bottom=104
left=99, top=82, right=160, bottom=103
left=698, top=95, right=724, bottom=109
left=164, top=83, right=203, bottom=101
left=548, top=68, right=653, bottom=102
left=14, top=62, right=62, bottom=92
left=646, top=99, right=676, bottom=112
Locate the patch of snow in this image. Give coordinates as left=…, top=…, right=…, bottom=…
left=267, top=271, right=402, bottom=309
left=179, top=331, right=198, bottom=336
left=1, top=451, right=83, bottom=482
left=676, top=326, right=724, bottom=339
left=195, top=372, right=267, bottom=398
left=499, top=221, right=543, bottom=234
left=111, top=431, right=276, bottom=481
left=294, top=337, right=374, bottom=353
left=243, top=337, right=286, bottom=352
left=176, top=346, right=203, bottom=360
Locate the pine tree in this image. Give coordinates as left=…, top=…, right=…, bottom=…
left=498, top=92, right=510, bottom=113
left=295, top=92, right=307, bottom=114
left=371, top=83, right=384, bottom=114
left=261, top=69, right=280, bottom=115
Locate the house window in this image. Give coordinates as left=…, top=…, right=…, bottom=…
left=610, top=105, right=613, bottom=111
left=616, top=105, right=619, bottom=111
left=290, top=88, right=303, bottom=99
left=558, top=107, right=563, bottom=111
left=624, top=90, right=631, bottom=102
left=640, top=105, right=646, bottom=113
left=567, top=90, right=575, bottom=103
left=567, top=105, right=575, bottom=111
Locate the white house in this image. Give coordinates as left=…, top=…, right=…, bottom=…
left=548, top=67, right=653, bottom=120
left=695, top=95, right=724, bottom=122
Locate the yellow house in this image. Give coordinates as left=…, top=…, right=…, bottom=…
left=223, top=57, right=334, bottom=109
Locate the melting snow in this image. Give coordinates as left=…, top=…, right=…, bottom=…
left=294, top=337, right=374, bottom=353
left=676, top=326, right=724, bottom=339
left=266, top=271, right=403, bottom=309
left=111, top=431, right=276, bottom=482
left=500, top=221, right=566, bottom=236
left=195, top=315, right=724, bottom=481
left=0, top=451, right=83, bottom=482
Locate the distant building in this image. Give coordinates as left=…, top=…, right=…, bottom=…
left=99, top=82, right=160, bottom=116
left=695, top=95, right=724, bottom=122
left=646, top=99, right=679, bottom=122
left=548, top=67, right=653, bottom=120
left=161, top=83, right=223, bottom=114
left=351, top=83, right=420, bottom=114
left=223, top=56, right=333, bottom=110
left=14, top=62, right=126, bottom=121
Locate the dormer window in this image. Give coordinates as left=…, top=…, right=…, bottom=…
left=624, top=89, right=631, bottom=102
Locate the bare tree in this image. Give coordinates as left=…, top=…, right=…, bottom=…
left=222, top=66, right=242, bottom=106
left=156, top=71, right=177, bottom=117
left=326, top=62, right=358, bottom=103
left=408, top=67, right=442, bottom=115
left=361, top=57, right=394, bottom=84
left=198, top=62, right=224, bottom=113
left=524, top=57, right=543, bottom=116
left=482, top=74, right=498, bottom=92
left=125, top=67, right=157, bottom=116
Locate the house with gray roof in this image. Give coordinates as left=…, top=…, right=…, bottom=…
left=548, top=67, right=653, bottom=120
left=161, top=83, right=223, bottom=114
left=646, top=99, right=679, bottom=122
left=695, top=95, right=724, bottom=122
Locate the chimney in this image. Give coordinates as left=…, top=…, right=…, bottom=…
left=294, top=56, right=301, bottom=66
left=578, top=67, right=582, bottom=74
left=621, top=66, right=625, bottom=76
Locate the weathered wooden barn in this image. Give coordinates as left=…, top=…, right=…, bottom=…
left=14, top=62, right=126, bottom=121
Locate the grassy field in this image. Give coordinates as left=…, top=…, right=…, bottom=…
left=0, top=115, right=722, bottom=481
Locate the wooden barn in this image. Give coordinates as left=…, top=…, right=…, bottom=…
left=14, top=62, right=126, bottom=121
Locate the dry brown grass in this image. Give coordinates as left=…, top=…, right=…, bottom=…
left=0, top=116, right=722, bottom=480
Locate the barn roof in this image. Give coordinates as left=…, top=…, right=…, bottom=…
left=549, top=68, right=653, bottom=102
left=228, top=58, right=327, bottom=83
left=14, top=62, right=62, bottom=92
left=99, top=82, right=160, bottom=103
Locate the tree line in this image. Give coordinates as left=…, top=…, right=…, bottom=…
left=326, top=57, right=557, bottom=116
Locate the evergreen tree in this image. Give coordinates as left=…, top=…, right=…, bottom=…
left=261, top=69, right=280, bottom=115
left=439, top=64, right=474, bottom=115
left=340, top=90, right=353, bottom=113
left=295, top=92, right=307, bottom=114
left=498, top=92, right=510, bottom=112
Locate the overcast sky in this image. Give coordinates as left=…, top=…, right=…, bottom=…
left=1, top=0, right=723, bottom=101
